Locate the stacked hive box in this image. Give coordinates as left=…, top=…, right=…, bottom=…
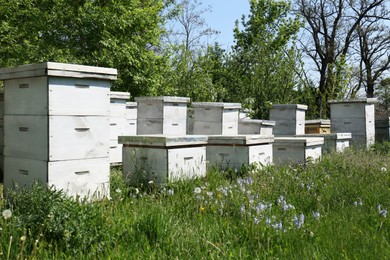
left=329, top=98, right=376, bottom=148
left=269, top=104, right=307, bottom=135
left=119, top=135, right=207, bottom=185
left=273, top=137, right=324, bottom=164
left=238, top=119, right=275, bottom=135
left=296, top=133, right=351, bottom=153
left=125, top=102, right=137, bottom=134
left=0, top=62, right=117, bottom=199
left=190, top=102, right=241, bottom=135
left=305, top=119, right=331, bottom=134
left=375, top=117, right=390, bottom=143
left=206, top=135, right=274, bottom=171
left=109, top=91, right=131, bottom=165
left=136, top=96, right=190, bottom=135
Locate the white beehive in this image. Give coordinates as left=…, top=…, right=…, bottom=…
left=273, top=137, right=324, bottom=164
left=296, top=133, right=351, bottom=153
left=375, top=117, right=390, bottom=143
left=191, top=102, right=241, bottom=135
left=238, top=119, right=275, bottom=135
left=270, top=104, right=307, bottom=136
left=119, top=135, right=207, bottom=185
left=0, top=62, right=117, bottom=200
left=329, top=98, right=376, bottom=148
left=206, top=135, right=274, bottom=171
left=109, top=91, right=131, bottom=165
left=136, top=96, right=190, bottom=135
left=125, top=102, right=137, bottom=135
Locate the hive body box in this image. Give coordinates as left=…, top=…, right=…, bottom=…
left=305, top=119, right=331, bottom=134
left=270, top=104, right=308, bottom=136
left=119, top=135, right=207, bottom=185
left=273, top=137, right=324, bottom=164
left=125, top=102, right=137, bottom=134
left=136, top=96, right=190, bottom=135
left=329, top=99, right=376, bottom=148
left=0, top=62, right=117, bottom=199
left=109, top=91, right=131, bottom=165
left=190, top=102, right=241, bottom=135
left=296, top=133, right=351, bottom=153
left=375, top=118, right=390, bottom=143
left=238, top=119, right=275, bottom=135
left=206, top=135, right=274, bottom=171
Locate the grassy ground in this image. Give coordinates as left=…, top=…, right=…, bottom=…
left=1, top=145, right=389, bottom=259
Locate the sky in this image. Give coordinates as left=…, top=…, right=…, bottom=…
left=202, top=1, right=250, bottom=49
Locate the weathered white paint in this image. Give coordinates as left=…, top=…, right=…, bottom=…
left=270, top=104, right=307, bottom=135
left=0, top=62, right=117, bottom=81
left=191, top=102, right=241, bottom=135
left=136, top=96, right=189, bottom=135
left=329, top=99, right=376, bottom=148
left=273, top=137, right=324, bottom=164
left=296, top=133, right=351, bottom=153
left=5, top=115, right=109, bottom=161
left=3, top=156, right=110, bottom=200
left=120, top=135, right=207, bottom=185
left=206, top=135, right=274, bottom=171
left=238, top=119, right=275, bottom=135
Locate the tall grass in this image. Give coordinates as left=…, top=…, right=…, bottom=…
left=1, top=144, right=389, bottom=258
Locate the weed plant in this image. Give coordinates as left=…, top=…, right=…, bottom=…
left=0, top=147, right=389, bottom=258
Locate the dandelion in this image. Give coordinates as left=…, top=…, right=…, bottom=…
left=312, top=211, right=321, bottom=219
left=20, top=236, right=26, bottom=242
left=200, top=207, right=205, bottom=214
left=381, top=167, right=387, bottom=172
left=2, top=209, right=12, bottom=220
left=115, top=188, right=122, bottom=194
left=148, top=180, right=154, bottom=184
left=194, top=187, right=201, bottom=194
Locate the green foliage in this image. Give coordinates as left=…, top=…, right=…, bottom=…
left=1, top=149, right=390, bottom=258
left=225, top=0, right=303, bottom=119
left=0, top=0, right=169, bottom=97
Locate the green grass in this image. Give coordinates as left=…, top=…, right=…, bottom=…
left=1, top=145, right=390, bottom=259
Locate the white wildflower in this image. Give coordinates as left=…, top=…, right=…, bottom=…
left=2, top=209, right=12, bottom=220
left=381, top=167, right=387, bottom=172
left=194, top=187, right=201, bottom=194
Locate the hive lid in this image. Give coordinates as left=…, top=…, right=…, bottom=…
left=305, top=119, right=331, bottom=125
left=135, top=96, right=190, bottom=103
left=0, top=62, right=117, bottom=80
left=110, top=91, right=130, bottom=100
left=274, top=136, right=324, bottom=146
left=126, top=102, right=137, bottom=108
left=207, top=134, right=274, bottom=145
left=118, top=135, right=208, bottom=147
left=239, top=118, right=276, bottom=126
left=271, top=104, right=308, bottom=110
left=192, top=102, right=242, bottom=109
left=296, top=133, right=352, bottom=140
left=328, top=98, right=377, bottom=104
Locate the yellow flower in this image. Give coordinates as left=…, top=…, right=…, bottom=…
left=200, top=207, right=205, bottom=214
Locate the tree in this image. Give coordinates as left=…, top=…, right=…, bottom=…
left=296, top=0, right=387, bottom=117
left=355, top=6, right=390, bottom=98
left=226, top=0, right=302, bottom=119
left=160, top=0, right=221, bottom=101
left=0, top=0, right=169, bottom=98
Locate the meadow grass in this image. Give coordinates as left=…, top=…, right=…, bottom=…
left=0, top=144, right=389, bottom=259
